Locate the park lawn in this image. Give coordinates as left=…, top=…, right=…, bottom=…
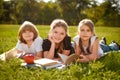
left=0, top=25, right=120, bottom=80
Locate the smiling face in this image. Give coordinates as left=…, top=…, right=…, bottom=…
left=22, top=30, right=34, bottom=42
left=18, top=21, right=38, bottom=44
left=78, top=25, right=93, bottom=41
left=52, top=27, right=66, bottom=43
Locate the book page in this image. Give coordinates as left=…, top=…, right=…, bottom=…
left=58, top=53, right=80, bottom=65
left=34, top=58, right=59, bottom=66
left=65, top=54, right=80, bottom=65
left=58, top=53, right=68, bottom=63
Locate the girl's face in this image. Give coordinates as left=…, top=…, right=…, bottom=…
left=22, top=30, right=34, bottom=41
left=52, top=27, right=66, bottom=43
left=78, top=25, right=93, bottom=41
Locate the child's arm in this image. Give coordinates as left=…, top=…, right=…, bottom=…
left=16, top=49, right=25, bottom=58
left=88, top=38, right=99, bottom=60
left=74, top=42, right=81, bottom=55
left=80, top=39, right=99, bottom=62
left=17, top=50, right=23, bottom=53
left=35, top=51, right=42, bottom=59
left=44, top=42, right=55, bottom=59
left=44, top=34, right=56, bottom=59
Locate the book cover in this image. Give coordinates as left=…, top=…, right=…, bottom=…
left=43, top=63, right=62, bottom=70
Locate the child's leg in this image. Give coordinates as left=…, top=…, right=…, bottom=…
left=100, top=43, right=111, bottom=53
left=0, top=48, right=17, bottom=61
left=109, top=43, right=120, bottom=51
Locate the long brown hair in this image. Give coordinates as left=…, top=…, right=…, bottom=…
left=50, top=19, right=69, bottom=53
left=78, top=19, right=95, bottom=54
left=18, top=21, right=39, bottom=44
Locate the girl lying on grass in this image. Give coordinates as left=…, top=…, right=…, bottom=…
left=73, top=19, right=120, bottom=63
left=42, top=19, right=74, bottom=61
left=0, top=21, right=43, bottom=61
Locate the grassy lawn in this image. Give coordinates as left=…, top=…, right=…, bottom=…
left=0, top=25, right=120, bottom=80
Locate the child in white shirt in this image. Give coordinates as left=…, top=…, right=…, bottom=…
left=0, top=21, right=43, bottom=61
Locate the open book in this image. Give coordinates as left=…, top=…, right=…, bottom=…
left=34, top=58, right=62, bottom=69
left=58, top=53, right=80, bottom=65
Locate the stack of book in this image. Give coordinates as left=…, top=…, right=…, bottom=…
left=21, top=53, right=80, bottom=69
left=34, top=58, right=62, bottom=69
left=21, top=58, right=63, bottom=70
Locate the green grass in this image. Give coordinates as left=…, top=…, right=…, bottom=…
left=0, top=25, right=120, bottom=80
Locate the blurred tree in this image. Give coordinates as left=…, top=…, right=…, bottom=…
left=0, top=0, right=119, bottom=26
left=96, top=0, right=120, bottom=26
left=85, top=0, right=104, bottom=23
left=57, top=0, right=91, bottom=25
left=14, top=0, right=40, bottom=24
left=103, top=0, right=120, bottom=26
left=0, top=0, right=13, bottom=23
left=85, top=0, right=120, bottom=26
left=106, top=0, right=120, bottom=14
left=0, top=0, right=4, bottom=22
left=38, top=1, right=61, bottom=24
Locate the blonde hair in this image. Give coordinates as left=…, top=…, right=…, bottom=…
left=18, top=21, right=39, bottom=44
left=50, top=19, right=69, bottom=35
left=78, top=19, right=95, bottom=54
left=50, top=19, right=69, bottom=53
left=78, top=19, right=95, bottom=34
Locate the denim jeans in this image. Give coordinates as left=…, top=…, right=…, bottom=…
left=109, top=43, right=119, bottom=50
left=100, top=43, right=119, bottom=53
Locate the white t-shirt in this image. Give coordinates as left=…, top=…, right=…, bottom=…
left=73, top=35, right=104, bottom=58
left=16, top=37, right=43, bottom=55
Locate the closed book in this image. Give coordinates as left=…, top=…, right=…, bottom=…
left=34, top=58, right=60, bottom=66
left=43, top=63, right=62, bottom=70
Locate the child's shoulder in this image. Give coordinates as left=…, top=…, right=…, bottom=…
left=42, top=39, right=51, bottom=46
left=74, top=35, right=79, bottom=39
left=91, top=36, right=98, bottom=41
left=73, top=35, right=79, bottom=41
left=73, top=35, right=79, bottom=45
left=35, top=36, right=43, bottom=40
left=91, top=36, right=98, bottom=45
left=43, top=38, right=51, bottom=43
left=34, top=36, right=43, bottom=43
left=64, top=35, right=71, bottom=40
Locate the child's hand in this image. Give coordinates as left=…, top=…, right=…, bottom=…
left=79, top=54, right=89, bottom=62
left=16, top=51, right=25, bottom=58
left=48, top=33, right=55, bottom=44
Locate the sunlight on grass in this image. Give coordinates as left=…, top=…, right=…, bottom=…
left=0, top=25, right=120, bottom=79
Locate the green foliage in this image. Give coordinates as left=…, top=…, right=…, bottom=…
left=0, top=25, right=120, bottom=80
left=1, top=0, right=120, bottom=26
left=99, top=51, right=120, bottom=72
left=85, top=1, right=120, bottom=27
left=38, top=2, right=61, bottom=24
